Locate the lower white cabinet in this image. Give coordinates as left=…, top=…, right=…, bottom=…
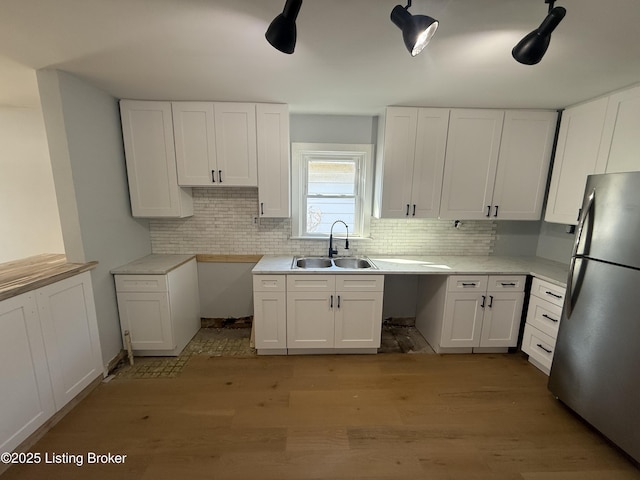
left=253, top=275, right=287, bottom=353
left=416, top=275, right=526, bottom=353
left=521, top=277, right=566, bottom=375
left=114, top=258, right=200, bottom=356
left=0, top=271, right=103, bottom=454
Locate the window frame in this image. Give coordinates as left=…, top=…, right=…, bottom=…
left=291, top=143, right=374, bottom=239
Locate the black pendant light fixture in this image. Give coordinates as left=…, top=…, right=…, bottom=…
left=390, top=0, right=439, bottom=57
left=512, top=0, right=566, bottom=65
left=265, top=0, right=303, bottom=54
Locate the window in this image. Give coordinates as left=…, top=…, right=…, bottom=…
left=292, top=143, right=373, bottom=238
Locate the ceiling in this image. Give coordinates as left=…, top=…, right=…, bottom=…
left=1, top=0, right=639, bottom=115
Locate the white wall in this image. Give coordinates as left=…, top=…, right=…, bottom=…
left=37, top=70, right=152, bottom=366
left=0, top=106, right=64, bottom=263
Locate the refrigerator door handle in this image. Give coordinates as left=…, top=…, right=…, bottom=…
left=566, top=188, right=596, bottom=318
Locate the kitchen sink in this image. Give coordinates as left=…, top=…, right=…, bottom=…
left=292, top=256, right=376, bottom=270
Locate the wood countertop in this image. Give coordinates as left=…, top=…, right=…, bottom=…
left=0, top=254, right=98, bottom=302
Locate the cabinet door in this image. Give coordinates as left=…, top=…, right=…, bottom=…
left=120, top=100, right=193, bottom=217
left=214, top=103, right=258, bottom=186
left=545, top=97, right=609, bottom=224
left=116, top=291, right=174, bottom=351
left=257, top=104, right=291, bottom=217
left=36, top=272, right=103, bottom=410
left=440, top=292, right=484, bottom=348
left=492, top=111, right=557, bottom=220
left=440, top=109, right=504, bottom=219
left=411, top=108, right=449, bottom=218
left=0, top=293, right=55, bottom=453
left=173, top=102, right=217, bottom=186
left=254, top=291, right=287, bottom=349
left=480, top=292, right=524, bottom=347
left=334, top=291, right=383, bottom=348
left=286, top=292, right=334, bottom=348
left=379, top=107, right=418, bottom=218
left=600, top=85, right=640, bottom=174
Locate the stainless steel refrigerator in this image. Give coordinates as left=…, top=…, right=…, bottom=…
left=549, top=171, right=640, bottom=463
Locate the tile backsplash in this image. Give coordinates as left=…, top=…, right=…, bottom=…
left=149, top=188, right=496, bottom=256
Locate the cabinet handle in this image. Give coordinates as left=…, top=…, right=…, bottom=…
left=412, top=204, right=416, bottom=216
left=260, top=202, right=264, bottom=215
left=337, top=295, right=341, bottom=309
left=577, top=208, right=582, bottom=222
left=211, top=170, right=216, bottom=183
left=545, top=291, right=563, bottom=299
left=493, top=205, right=499, bottom=217
left=486, top=206, right=491, bottom=217
left=462, top=282, right=477, bottom=287
left=481, top=295, right=486, bottom=308
left=330, top=295, right=333, bottom=308
left=406, top=204, right=410, bottom=216
left=219, top=170, right=223, bottom=183
left=542, top=313, right=559, bottom=323
left=536, top=343, right=553, bottom=354
left=501, top=282, right=516, bottom=287
left=488, top=295, right=494, bottom=308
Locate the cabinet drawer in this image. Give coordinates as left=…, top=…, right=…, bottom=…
left=287, top=275, right=335, bottom=292
left=447, top=275, right=487, bottom=292
left=522, top=323, right=556, bottom=374
left=487, top=275, right=525, bottom=292
left=335, top=275, right=384, bottom=292
left=531, top=277, right=566, bottom=307
left=115, top=274, right=168, bottom=292
left=525, top=295, right=562, bottom=338
left=253, top=275, right=285, bottom=292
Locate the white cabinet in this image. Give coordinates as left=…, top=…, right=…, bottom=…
left=115, top=259, right=200, bottom=356
left=522, top=277, right=566, bottom=375
left=36, top=272, right=103, bottom=409
left=0, top=293, right=55, bottom=454
left=285, top=275, right=384, bottom=353
left=0, top=271, right=103, bottom=454
left=375, top=107, right=449, bottom=218
left=545, top=97, right=609, bottom=224
left=440, top=110, right=556, bottom=220
left=257, top=104, right=291, bottom=217
left=600, top=84, right=640, bottom=174
left=172, top=102, right=258, bottom=187
left=253, top=275, right=287, bottom=354
left=416, top=274, right=525, bottom=353
left=120, top=100, right=193, bottom=218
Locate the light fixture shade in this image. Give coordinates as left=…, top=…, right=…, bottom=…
left=265, top=0, right=302, bottom=54
left=391, top=5, right=439, bottom=57
left=512, top=6, right=566, bottom=65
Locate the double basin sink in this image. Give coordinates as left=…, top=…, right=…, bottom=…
left=292, top=256, right=377, bottom=270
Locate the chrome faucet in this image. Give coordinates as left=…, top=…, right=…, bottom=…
left=328, top=220, right=349, bottom=258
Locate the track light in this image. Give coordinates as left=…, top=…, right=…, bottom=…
left=390, top=0, right=439, bottom=57
left=265, top=0, right=302, bottom=54
left=512, top=0, right=566, bottom=65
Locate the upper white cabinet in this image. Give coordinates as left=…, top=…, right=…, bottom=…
left=544, top=97, right=609, bottom=224
left=257, top=104, right=291, bottom=218
left=120, top=100, right=193, bottom=218
left=600, top=84, right=640, bottom=174
left=375, top=107, right=449, bottom=218
left=439, top=109, right=505, bottom=219
left=173, top=102, right=257, bottom=187
left=439, top=109, right=556, bottom=220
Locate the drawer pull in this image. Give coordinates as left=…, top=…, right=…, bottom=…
left=536, top=343, right=553, bottom=354
left=462, top=282, right=477, bottom=287
left=542, top=313, right=559, bottom=323
left=501, top=282, right=516, bottom=287
left=545, top=291, right=563, bottom=299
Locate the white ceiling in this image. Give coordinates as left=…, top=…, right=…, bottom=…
left=1, top=0, right=639, bottom=114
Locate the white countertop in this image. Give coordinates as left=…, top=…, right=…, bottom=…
left=252, top=255, right=569, bottom=287
left=110, top=254, right=196, bottom=275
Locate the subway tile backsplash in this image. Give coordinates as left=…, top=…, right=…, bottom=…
left=149, top=188, right=496, bottom=256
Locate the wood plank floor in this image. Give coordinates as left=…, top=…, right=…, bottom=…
left=3, top=353, right=639, bottom=479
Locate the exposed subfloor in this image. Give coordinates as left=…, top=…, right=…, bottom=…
left=113, top=322, right=433, bottom=379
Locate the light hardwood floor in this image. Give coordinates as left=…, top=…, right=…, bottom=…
left=3, top=353, right=639, bottom=479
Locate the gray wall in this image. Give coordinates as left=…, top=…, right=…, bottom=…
left=492, top=221, right=541, bottom=257
left=536, top=221, right=575, bottom=264
left=37, top=70, right=152, bottom=366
